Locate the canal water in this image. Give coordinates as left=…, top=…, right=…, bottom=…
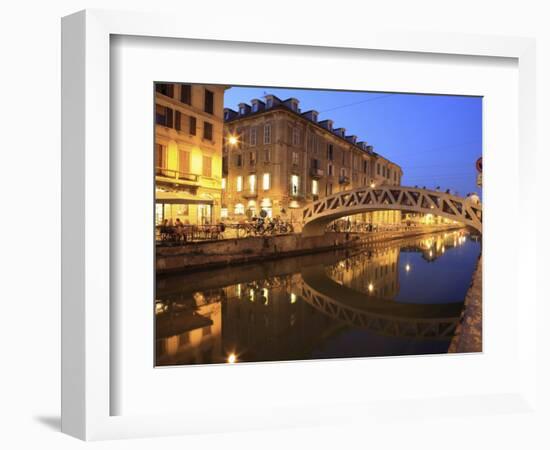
left=155, top=230, right=481, bottom=366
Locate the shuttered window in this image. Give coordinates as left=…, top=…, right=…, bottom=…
left=179, top=151, right=190, bottom=174
left=155, top=144, right=166, bottom=169
left=202, top=156, right=212, bottom=177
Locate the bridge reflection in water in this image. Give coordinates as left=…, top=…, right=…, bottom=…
left=155, top=230, right=481, bottom=366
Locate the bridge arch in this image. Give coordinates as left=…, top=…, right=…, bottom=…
left=301, top=186, right=482, bottom=236
left=299, top=265, right=463, bottom=340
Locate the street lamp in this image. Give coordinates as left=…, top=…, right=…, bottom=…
left=227, top=135, right=238, bottom=146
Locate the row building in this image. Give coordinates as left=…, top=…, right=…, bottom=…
left=221, top=94, right=403, bottom=226
left=154, top=83, right=226, bottom=226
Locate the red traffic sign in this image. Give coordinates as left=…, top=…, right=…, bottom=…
left=476, top=157, right=482, bottom=173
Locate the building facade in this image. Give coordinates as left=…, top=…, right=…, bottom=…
left=221, top=95, right=403, bottom=226
left=155, top=83, right=226, bottom=226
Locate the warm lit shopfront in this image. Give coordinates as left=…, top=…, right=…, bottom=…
left=155, top=190, right=215, bottom=225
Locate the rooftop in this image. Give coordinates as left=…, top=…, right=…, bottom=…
left=224, top=96, right=400, bottom=170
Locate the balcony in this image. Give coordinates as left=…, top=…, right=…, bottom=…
left=156, top=167, right=199, bottom=184
left=242, top=191, right=258, bottom=199
left=309, top=167, right=324, bottom=179
left=339, top=175, right=350, bottom=185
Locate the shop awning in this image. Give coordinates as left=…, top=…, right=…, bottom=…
left=155, top=191, right=214, bottom=205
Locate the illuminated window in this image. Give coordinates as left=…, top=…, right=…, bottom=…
left=234, top=203, right=245, bottom=215
left=220, top=208, right=228, bottom=218
left=292, top=151, right=299, bottom=165
left=221, top=178, right=226, bottom=190
left=236, top=176, right=243, bottom=192
left=312, top=179, right=318, bottom=196
left=291, top=175, right=299, bottom=196
left=249, top=174, right=256, bottom=193
left=262, top=173, right=270, bottom=190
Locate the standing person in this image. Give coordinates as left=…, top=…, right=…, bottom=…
left=174, top=218, right=186, bottom=242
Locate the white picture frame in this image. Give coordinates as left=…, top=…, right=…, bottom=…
left=61, top=9, right=539, bottom=441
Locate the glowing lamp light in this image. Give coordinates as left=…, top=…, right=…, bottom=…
left=228, top=135, right=238, bottom=146
left=368, top=283, right=374, bottom=293
left=370, top=182, right=375, bottom=188
left=290, top=293, right=297, bottom=304
left=227, top=353, right=237, bottom=364
left=405, top=264, right=411, bottom=272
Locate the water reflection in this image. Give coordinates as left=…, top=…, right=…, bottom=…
left=156, top=230, right=480, bottom=366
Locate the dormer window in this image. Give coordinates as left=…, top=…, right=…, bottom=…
left=266, top=98, right=273, bottom=109
left=239, top=106, right=246, bottom=115
left=311, top=112, right=318, bottom=122
left=252, top=103, right=259, bottom=112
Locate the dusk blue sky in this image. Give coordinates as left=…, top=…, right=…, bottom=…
left=224, top=87, right=482, bottom=196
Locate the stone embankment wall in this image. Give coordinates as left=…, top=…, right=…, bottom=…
left=156, top=225, right=462, bottom=274
left=448, top=256, right=482, bottom=353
